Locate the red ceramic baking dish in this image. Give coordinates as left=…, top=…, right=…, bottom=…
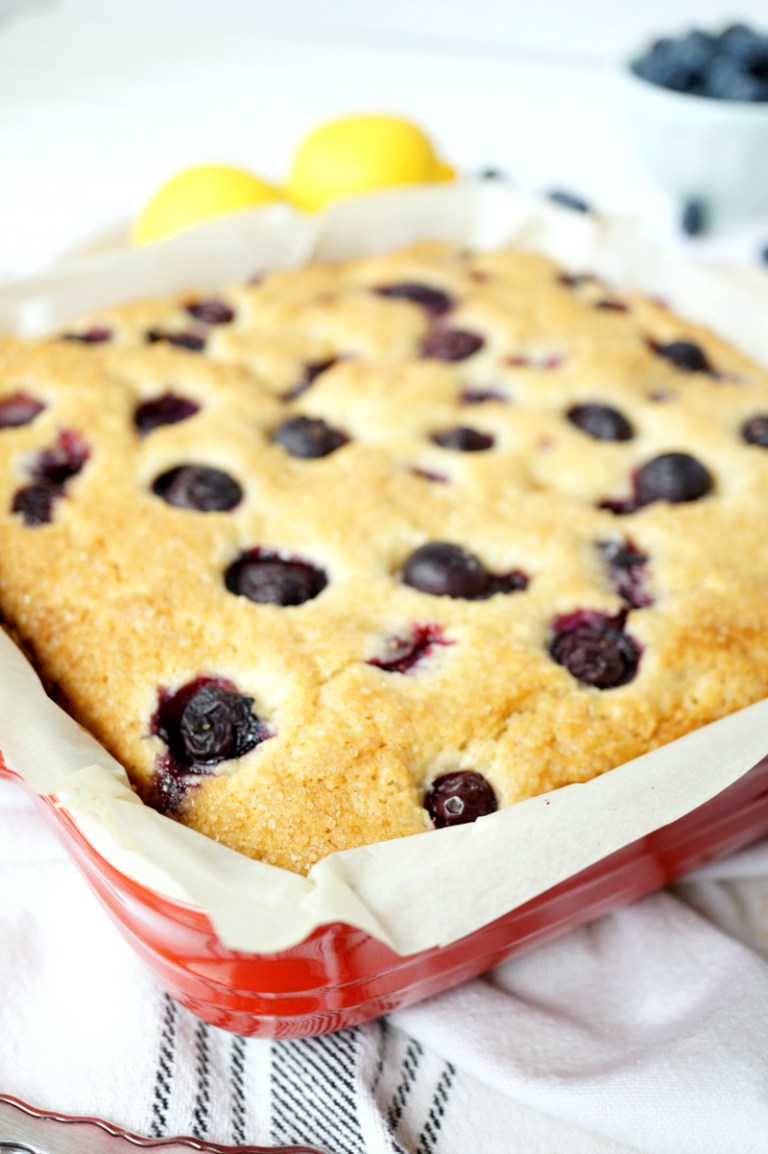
left=3, top=747, right=768, bottom=1038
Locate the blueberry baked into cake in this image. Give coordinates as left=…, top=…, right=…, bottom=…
left=1, top=241, right=768, bottom=874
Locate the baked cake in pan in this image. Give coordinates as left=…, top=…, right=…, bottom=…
left=1, top=241, right=768, bottom=875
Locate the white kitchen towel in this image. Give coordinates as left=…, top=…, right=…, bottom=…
left=2, top=774, right=768, bottom=1154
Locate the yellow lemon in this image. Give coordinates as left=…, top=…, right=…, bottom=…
left=133, top=164, right=280, bottom=245
left=287, top=115, right=455, bottom=212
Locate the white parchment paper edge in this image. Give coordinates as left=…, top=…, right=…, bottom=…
left=2, top=181, right=768, bottom=957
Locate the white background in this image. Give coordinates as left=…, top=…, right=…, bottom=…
left=2, top=0, right=768, bottom=276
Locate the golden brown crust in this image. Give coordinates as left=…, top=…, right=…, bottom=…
left=2, top=242, right=768, bottom=872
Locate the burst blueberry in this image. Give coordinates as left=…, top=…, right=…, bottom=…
left=375, top=282, right=454, bottom=318
left=550, top=611, right=640, bottom=688
left=185, top=298, right=235, bottom=324
left=0, top=392, right=45, bottom=429
left=61, top=326, right=112, bottom=344
left=12, top=483, right=59, bottom=527
left=548, top=190, right=591, bottom=213
left=32, top=431, right=90, bottom=487
left=368, top=623, right=450, bottom=675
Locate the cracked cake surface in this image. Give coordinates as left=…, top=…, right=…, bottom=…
left=2, top=240, right=768, bottom=874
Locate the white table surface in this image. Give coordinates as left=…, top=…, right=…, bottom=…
left=2, top=0, right=768, bottom=279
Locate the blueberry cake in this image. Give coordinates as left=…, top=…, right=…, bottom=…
left=2, top=241, right=768, bottom=875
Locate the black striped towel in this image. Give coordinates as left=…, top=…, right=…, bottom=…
left=3, top=778, right=768, bottom=1153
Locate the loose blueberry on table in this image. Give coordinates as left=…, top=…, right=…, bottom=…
left=179, top=685, right=262, bottom=765
left=550, top=610, right=641, bottom=688
left=225, top=550, right=327, bottom=606
left=134, top=393, right=200, bottom=434
left=567, top=403, right=635, bottom=442
left=548, top=190, right=591, bottom=213
left=431, top=426, right=495, bottom=451
left=0, top=392, right=45, bottom=429
left=152, top=464, right=242, bottom=511
left=375, top=282, right=454, bottom=318
left=12, top=483, right=60, bottom=527
left=597, top=539, right=653, bottom=609
left=271, top=415, right=349, bottom=458
left=682, top=199, right=708, bottom=237
left=283, top=358, right=338, bottom=401
left=32, top=430, right=90, bottom=485
left=422, top=329, right=485, bottom=362
left=185, top=298, right=235, bottom=325
left=426, top=770, right=498, bottom=828
left=368, top=623, right=450, bottom=675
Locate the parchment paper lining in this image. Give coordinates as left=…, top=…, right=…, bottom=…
left=1, top=182, right=768, bottom=957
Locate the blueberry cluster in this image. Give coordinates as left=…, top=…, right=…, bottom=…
left=550, top=611, right=641, bottom=689
left=634, top=25, right=768, bottom=101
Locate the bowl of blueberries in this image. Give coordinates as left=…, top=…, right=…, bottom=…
left=622, top=23, right=768, bottom=230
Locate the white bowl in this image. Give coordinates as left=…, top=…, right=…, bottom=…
left=619, top=63, right=768, bottom=226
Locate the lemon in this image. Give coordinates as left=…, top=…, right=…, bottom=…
left=287, top=115, right=455, bottom=212
left=133, top=164, right=280, bottom=245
